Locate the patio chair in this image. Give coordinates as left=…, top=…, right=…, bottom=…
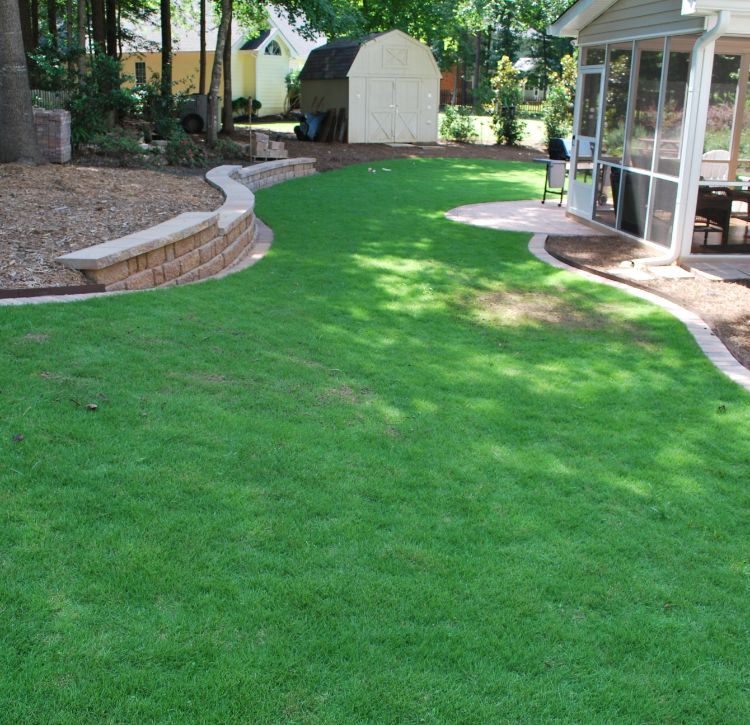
left=700, top=149, right=730, bottom=181
left=694, top=190, right=732, bottom=245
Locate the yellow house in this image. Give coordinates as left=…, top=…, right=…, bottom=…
left=121, top=9, right=321, bottom=116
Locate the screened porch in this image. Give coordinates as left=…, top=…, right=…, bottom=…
left=571, top=34, right=750, bottom=256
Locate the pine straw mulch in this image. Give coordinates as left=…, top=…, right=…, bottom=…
left=545, top=235, right=750, bottom=371
left=0, top=164, right=223, bottom=289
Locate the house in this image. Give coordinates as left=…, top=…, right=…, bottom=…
left=549, top=0, right=750, bottom=264
left=121, top=9, right=322, bottom=116
left=299, top=30, right=441, bottom=144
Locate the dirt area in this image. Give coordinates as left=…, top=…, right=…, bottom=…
left=546, top=235, right=750, bottom=370
left=0, top=164, right=222, bottom=289
left=247, top=132, right=541, bottom=172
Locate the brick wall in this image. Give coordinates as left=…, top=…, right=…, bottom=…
left=33, top=108, right=72, bottom=164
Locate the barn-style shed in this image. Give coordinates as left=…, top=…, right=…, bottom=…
left=299, top=30, right=441, bottom=144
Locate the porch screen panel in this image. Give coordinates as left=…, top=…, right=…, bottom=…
left=655, top=47, right=691, bottom=177
left=647, top=178, right=678, bottom=246
left=624, top=43, right=663, bottom=171
left=704, top=54, right=742, bottom=156
left=739, top=74, right=750, bottom=176
left=593, top=163, right=618, bottom=228
left=617, top=171, right=650, bottom=238
left=601, top=44, right=632, bottom=164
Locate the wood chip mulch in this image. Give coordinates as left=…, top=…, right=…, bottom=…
left=0, top=164, right=223, bottom=289
left=546, top=235, right=750, bottom=371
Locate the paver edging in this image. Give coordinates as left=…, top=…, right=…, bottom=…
left=528, top=234, right=750, bottom=393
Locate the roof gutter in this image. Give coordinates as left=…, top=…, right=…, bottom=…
left=635, top=9, right=731, bottom=268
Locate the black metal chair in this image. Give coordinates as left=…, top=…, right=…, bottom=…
left=695, top=191, right=732, bottom=246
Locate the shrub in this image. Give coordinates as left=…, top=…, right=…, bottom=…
left=91, top=129, right=145, bottom=166
left=132, top=76, right=192, bottom=138
left=285, top=70, right=301, bottom=110
left=212, top=138, right=244, bottom=160
left=490, top=56, right=526, bottom=146
left=66, top=54, right=136, bottom=145
left=440, top=105, right=478, bottom=143
left=165, top=131, right=205, bottom=167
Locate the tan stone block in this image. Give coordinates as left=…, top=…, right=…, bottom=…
left=198, top=238, right=217, bottom=264
left=199, top=254, right=225, bottom=279
left=136, top=253, right=148, bottom=272
left=174, top=234, right=199, bottom=258
left=164, top=244, right=175, bottom=261
left=177, top=267, right=201, bottom=285
left=88, top=260, right=129, bottom=285
left=106, top=279, right=128, bottom=292
left=152, top=267, right=165, bottom=286
left=126, top=268, right=155, bottom=290
left=179, top=248, right=201, bottom=275
left=162, top=258, right=181, bottom=281
left=214, top=233, right=230, bottom=254
left=147, top=247, right=166, bottom=268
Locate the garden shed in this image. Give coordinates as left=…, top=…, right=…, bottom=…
left=550, top=0, right=750, bottom=264
left=299, top=30, right=440, bottom=144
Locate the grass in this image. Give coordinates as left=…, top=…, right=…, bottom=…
left=2, top=158, right=750, bottom=722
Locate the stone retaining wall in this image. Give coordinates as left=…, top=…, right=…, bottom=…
left=57, top=158, right=316, bottom=292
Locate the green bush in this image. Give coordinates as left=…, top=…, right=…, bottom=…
left=490, top=56, right=526, bottom=146
left=285, top=69, right=301, bottom=110
left=91, top=129, right=145, bottom=166
left=66, top=54, right=135, bottom=145
left=132, top=76, right=192, bottom=138
left=212, top=137, right=244, bottom=160
left=165, top=131, right=205, bottom=167
left=439, top=105, right=478, bottom=143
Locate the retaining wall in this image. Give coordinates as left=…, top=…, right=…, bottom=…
left=57, top=158, right=316, bottom=291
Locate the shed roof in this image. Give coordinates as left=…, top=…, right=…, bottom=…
left=299, top=33, right=385, bottom=80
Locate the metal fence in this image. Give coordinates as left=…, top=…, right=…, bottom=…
left=30, top=89, right=72, bottom=109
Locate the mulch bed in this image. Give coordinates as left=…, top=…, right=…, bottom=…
left=546, top=235, right=750, bottom=371
left=0, top=164, right=223, bottom=289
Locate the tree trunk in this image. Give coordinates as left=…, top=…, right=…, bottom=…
left=0, top=0, right=44, bottom=163
left=31, top=0, right=39, bottom=46
left=65, top=0, right=74, bottom=75
left=160, top=0, right=171, bottom=96
left=77, top=0, right=85, bottom=77
left=90, top=0, right=105, bottom=50
left=206, top=0, right=230, bottom=147
left=198, top=0, right=205, bottom=95
left=221, top=4, right=233, bottom=134
left=472, top=31, right=481, bottom=110
left=46, top=0, right=57, bottom=45
left=18, top=0, right=33, bottom=53
left=105, top=0, right=116, bottom=56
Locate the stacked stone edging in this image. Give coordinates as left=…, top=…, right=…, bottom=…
left=57, top=157, right=316, bottom=292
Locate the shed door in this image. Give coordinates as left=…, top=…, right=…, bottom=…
left=367, top=79, right=395, bottom=142
left=395, top=79, right=420, bottom=142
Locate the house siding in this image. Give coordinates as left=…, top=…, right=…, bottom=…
left=578, top=0, right=705, bottom=44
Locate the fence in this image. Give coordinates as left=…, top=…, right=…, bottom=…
left=30, top=89, right=72, bottom=109
left=440, top=95, right=545, bottom=119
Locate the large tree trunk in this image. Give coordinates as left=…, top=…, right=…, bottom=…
left=160, top=0, right=171, bottom=96
left=105, top=0, right=116, bottom=56
left=206, top=0, right=230, bottom=147
left=198, top=0, right=205, bottom=95
left=90, top=0, right=105, bottom=50
left=46, top=0, right=57, bottom=45
left=0, top=0, right=44, bottom=163
left=30, top=0, right=39, bottom=46
left=77, top=0, right=85, bottom=77
left=65, top=0, right=74, bottom=75
left=18, top=0, right=33, bottom=53
left=221, top=4, right=233, bottom=134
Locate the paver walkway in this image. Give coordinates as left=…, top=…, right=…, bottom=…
left=446, top=200, right=601, bottom=236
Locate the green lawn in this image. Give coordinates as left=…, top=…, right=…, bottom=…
left=2, top=158, right=749, bottom=722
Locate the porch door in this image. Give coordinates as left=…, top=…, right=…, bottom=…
left=569, top=70, right=604, bottom=216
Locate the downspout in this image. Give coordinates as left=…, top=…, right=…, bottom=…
left=635, top=9, right=731, bottom=267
